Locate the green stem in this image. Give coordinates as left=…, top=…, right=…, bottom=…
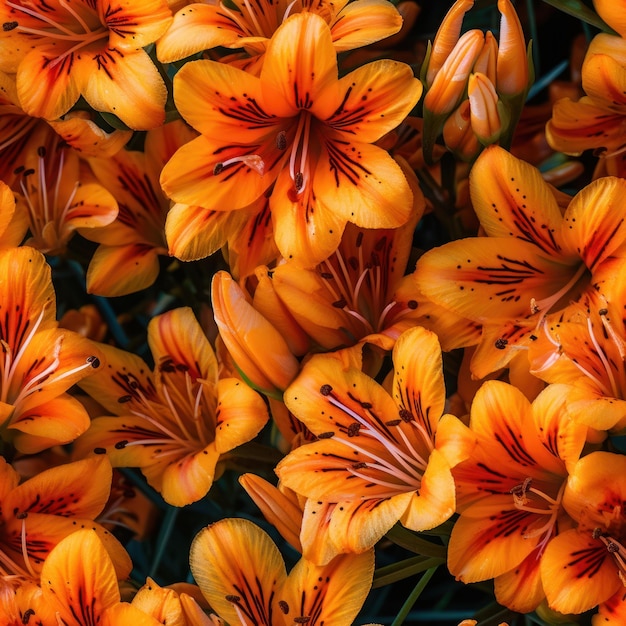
left=385, top=523, right=447, bottom=559
left=149, top=505, right=180, bottom=579
left=373, top=556, right=445, bottom=588
left=390, top=566, right=439, bottom=626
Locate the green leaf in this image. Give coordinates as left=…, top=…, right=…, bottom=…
left=540, top=0, right=618, bottom=34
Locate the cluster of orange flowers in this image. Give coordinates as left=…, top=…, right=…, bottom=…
left=0, top=0, right=626, bottom=624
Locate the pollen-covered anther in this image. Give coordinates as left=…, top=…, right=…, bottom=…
left=2, top=21, right=17, bottom=31
left=399, top=408, right=412, bottom=422
left=86, top=355, right=100, bottom=368
left=317, top=431, right=335, bottom=439
left=320, top=384, right=333, bottom=396
left=347, top=422, right=361, bottom=437
left=225, top=594, right=241, bottom=603
left=294, top=171, right=304, bottom=191
left=213, top=154, right=265, bottom=177
left=494, top=338, right=508, bottom=349
left=276, top=131, right=288, bottom=150
left=510, top=477, right=532, bottom=507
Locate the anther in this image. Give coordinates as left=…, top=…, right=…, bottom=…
left=407, top=300, right=418, bottom=309
left=2, top=21, right=18, bottom=31
left=320, top=384, right=333, bottom=396
left=22, top=608, right=35, bottom=624
left=599, top=308, right=608, bottom=316
left=347, top=423, right=361, bottom=437
left=118, top=395, right=132, bottom=403
left=213, top=162, right=224, bottom=176
left=355, top=232, right=364, bottom=247
left=399, top=408, right=412, bottom=422
left=37, top=146, right=46, bottom=158
left=495, top=338, right=508, bottom=349
left=86, top=355, right=100, bottom=368
left=114, top=440, right=128, bottom=449
left=16, top=511, right=27, bottom=520
left=385, top=419, right=402, bottom=426
left=294, top=171, right=304, bottom=190
left=332, top=298, right=347, bottom=308
left=318, top=431, right=335, bottom=439
left=276, top=131, right=287, bottom=150
left=94, top=447, right=106, bottom=454
left=225, top=594, right=241, bottom=603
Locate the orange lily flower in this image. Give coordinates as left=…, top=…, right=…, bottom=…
left=156, top=0, right=403, bottom=72
left=84, top=120, right=197, bottom=296
left=14, top=124, right=119, bottom=256
left=275, top=326, right=475, bottom=556
left=547, top=33, right=626, bottom=158
left=0, top=246, right=103, bottom=454
left=0, top=69, right=131, bottom=188
left=189, top=517, right=374, bottom=626
left=528, top=273, right=626, bottom=433
left=74, top=307, right=269, bottom=506
left=414, top=145, right=626, bottom=379
left=540, top=451, right=626, bottom=614
left=448, top=382, right=588, bottom=613
left=0, top=456, right=131, bottom=584
left=246, top=162, right=426, bottom=352
left=0, top=0, right=172, bottom=129
left=35, top=528, right=160, bottom=626
left=160, top=12, right=422, bottom=268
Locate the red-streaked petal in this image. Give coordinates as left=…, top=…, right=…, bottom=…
left=189, top=518, right=287, bottom=626
left=41, top=529, right=121, bottom=622
left=547, top=96, right=626, bottom=157
left=314, top=137, right=414, bottom=229
left=326, top=60, right=422, bottom=143
left=160, top=134, right=281, bottom=210
left=493, top=546, right=545, bottom=613
left=414, top=237, right=578, bottom=322
left=76, top=49, right=166, bottom=130
left=277, top=550, right=374, bottom=625
left=448, top=495, right=546, bottom=582
left=470, top=145, right=569, bottom=256
left=16, top=48, right=80, bottom=120
left=4, top=456, right=112, bottom=519
left=561, top=176, right=626, bottom=272
left=391, top=326, right=445, bottom=437
left=173, top=58, right=278, bottom=141
left=541, top=528, right=620, bottom=614
left=260, top=12, right=338, bottom=119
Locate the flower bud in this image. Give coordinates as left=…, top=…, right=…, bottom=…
left=496, top=0, right=530, bottom=97
left=426, top=0, right=475, bottom=86
left=468, top=72, right=502, bottom=144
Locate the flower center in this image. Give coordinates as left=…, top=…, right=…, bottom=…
left=318, top=384, right=433, bottom=498
left=510, top=477, right=565, bottom=555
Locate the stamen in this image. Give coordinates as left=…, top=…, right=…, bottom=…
left=214, top=154, right=265, bottom=176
